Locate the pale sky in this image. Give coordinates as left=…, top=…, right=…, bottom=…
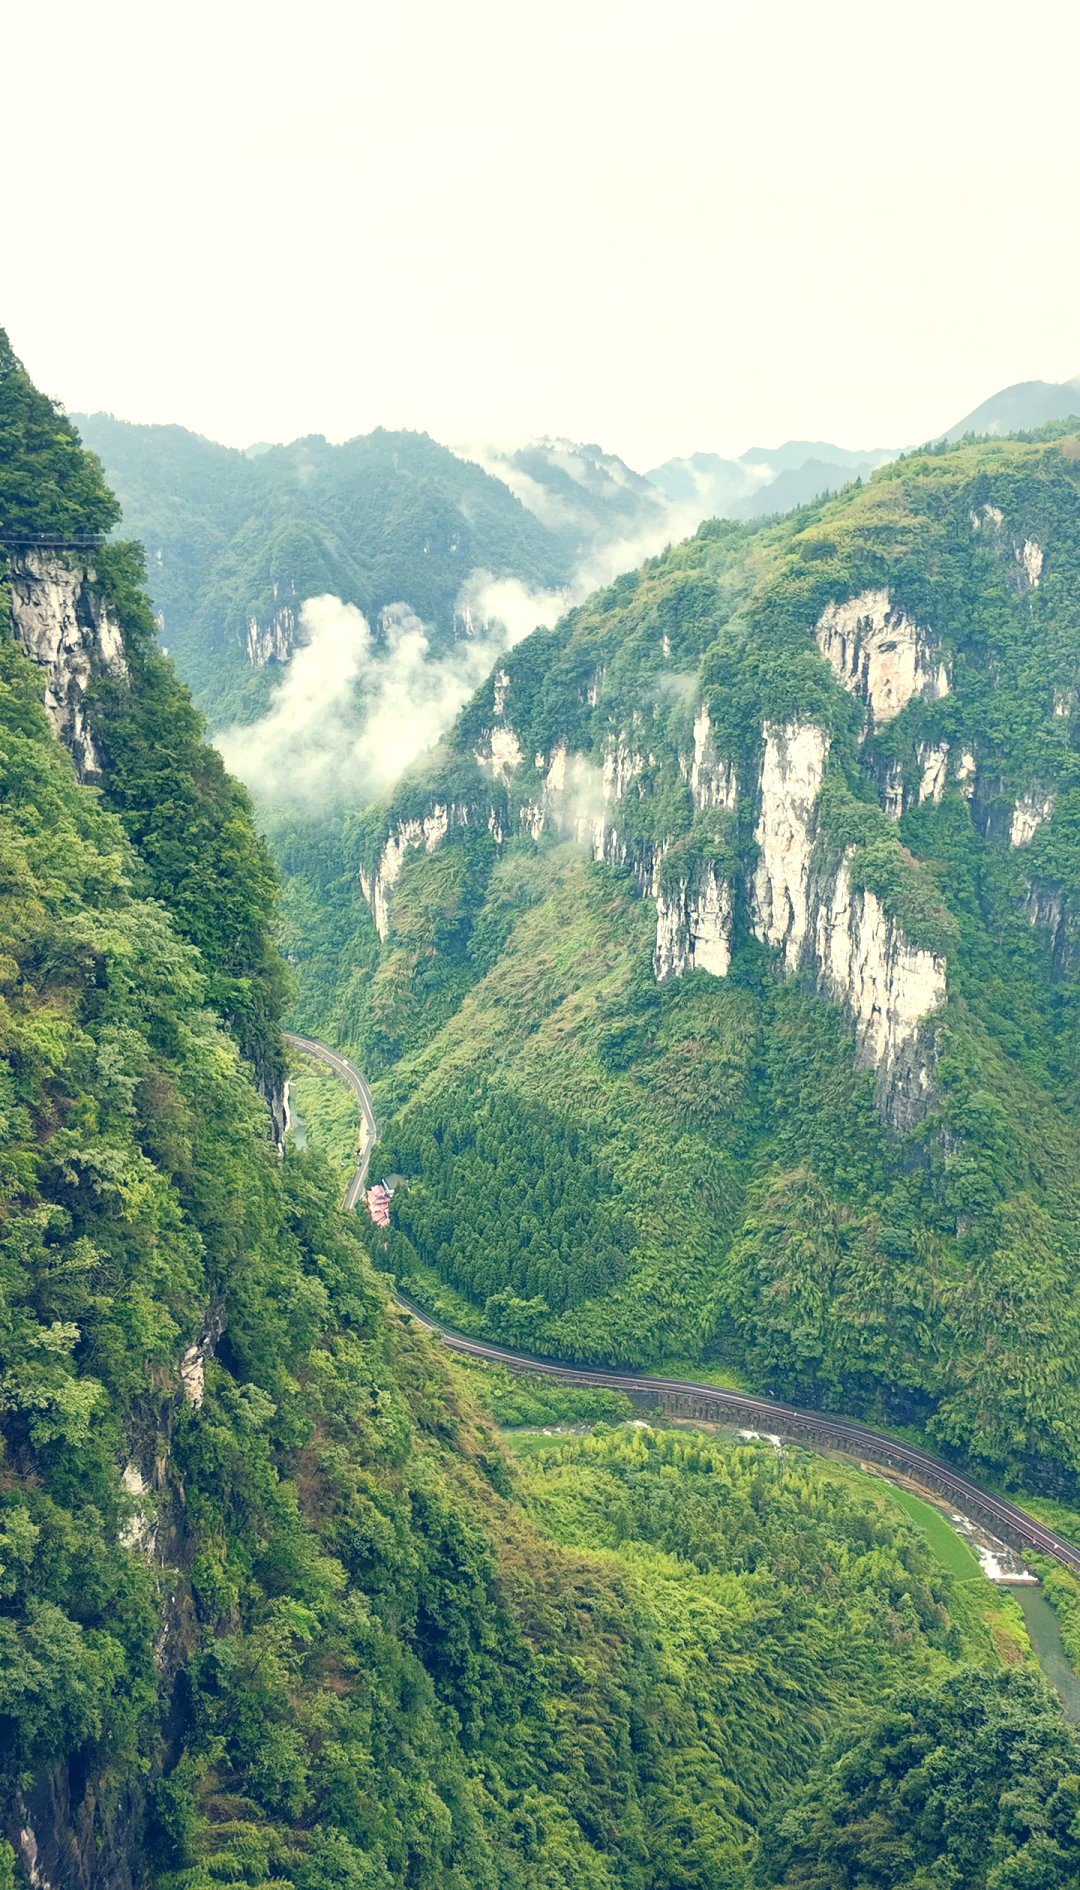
left=6, top=0, right=1079, bottom=470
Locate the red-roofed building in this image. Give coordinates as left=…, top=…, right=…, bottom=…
left=366, top=1183, right=392, bottom=1227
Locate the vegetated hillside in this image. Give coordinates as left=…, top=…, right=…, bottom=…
left=2, top=332, right=290, bottom=1122
left=288, top=427, right=1080, bottom=1493
left=1, top=363, right=1056, bottom=1890
left=946, top=375, right=1080, bottom=442
left=72, top=414, right=571, bottom=725
left=7, top=333, right=1080, bottom=1889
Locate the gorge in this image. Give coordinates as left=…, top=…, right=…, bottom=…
left=7, top=326, right=1080, bottom=1889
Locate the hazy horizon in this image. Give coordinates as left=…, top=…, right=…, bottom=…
left=7, top=0, right=1080, bottom=473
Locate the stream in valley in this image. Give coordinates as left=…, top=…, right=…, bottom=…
left=1013, top=1585, right=1080, bottom=1721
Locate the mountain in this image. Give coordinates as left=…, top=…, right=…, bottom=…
left=74, top=382, right=1080, bottom=764
left=71, top=413, right=573, bottom=725
left=468, top=436, right=681, bottom=570
left=646, top=440, right=900, bottom=524
left=282, top=421, right=1080, bottom=1498
left=735, top=452, right=889, bottom=517
left=946, top=375, right=1080, bottom=442
left=9, top=332, right=1080, bottom=1887
left=8, top=334, right=1080, bottom=1889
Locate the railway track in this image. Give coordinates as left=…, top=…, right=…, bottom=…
left=290, top=1032, right=1080, bottom=1577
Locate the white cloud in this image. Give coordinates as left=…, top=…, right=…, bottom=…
left=216, top=594, right=533, bottom=807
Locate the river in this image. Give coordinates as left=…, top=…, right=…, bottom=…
left=1013, top=1585, right=1080, bottom=1721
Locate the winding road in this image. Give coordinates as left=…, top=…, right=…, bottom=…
left=284, top=1033, right=378, bottom=1210
left=288, top=1032, right=1080, bottom=1578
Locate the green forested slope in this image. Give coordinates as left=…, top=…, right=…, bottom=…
left=3, top=335, right=1079, bottom=1888
left=298, top=432, right=1080, bottom=1491
left=756, top=1666, right=1080, bottom=1887
left=1, top=332, right=290, bottom=1101
left=73, top=414, right=571, bottom=724
left=0, top=619, right=1037, bottom=1888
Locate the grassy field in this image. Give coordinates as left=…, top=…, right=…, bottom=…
left=885, top=1486, right=984, bottom=1579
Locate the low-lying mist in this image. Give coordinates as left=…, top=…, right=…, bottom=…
left=215, top=465, right=711, bottom=816
left=215, top=589, right=549, bottom=809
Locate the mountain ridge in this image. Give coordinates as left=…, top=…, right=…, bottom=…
left=7, top=331, right=1080, bottom=1890
left=283, top=424, right=1080, bottom=1495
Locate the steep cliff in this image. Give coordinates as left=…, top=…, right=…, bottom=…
left=357, top=625, right=948, bottom=1130
left=348, top=437, right=1080, bottom=1147
left=0, top=335, right=291, bottom=1152
left=6, top=551, right=129, bottom=779
left=276, top=430, right=1080, bottom=1462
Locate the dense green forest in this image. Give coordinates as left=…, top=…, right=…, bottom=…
left=5, top=330, right=1078, bottom=1887
left=72, top=415, right=572, bottom=725
left=1, top=331, right=290, bottom=1102
left=756, top=1664, right=1080, bottom=1886
left=285, top=425, right=1080, bottom=1500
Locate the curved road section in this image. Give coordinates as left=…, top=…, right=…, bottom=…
left=284, top=1033, right=377, bottom=1210
left=289, top=1031, right=1080, bottom=1578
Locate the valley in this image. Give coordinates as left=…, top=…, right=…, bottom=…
left=6, top=326, right=1080, bottom=1887
left=289, top=1026, right=1080, bottom=1719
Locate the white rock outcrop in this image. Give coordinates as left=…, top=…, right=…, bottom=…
left=119, top=1462, right=157, bottom=1557
left=246, top=605, right=299, bottom=666
left=752, top=721, right=831, bottom=971
left=814, top=855, right=946, bottom=1131
left=475, top=724, right=523, bottom=784
left=917, top=741, right=950, bottom=805
left=653, top=865, right=732, bottom=981
left=603, top=739, right=646, bottom=803
left=1010, top=788, right=1055, bottom=847
left=971, top=503, right=1005, bottom=532
left=746, top=718, right=945, bottom=1123
left=1015, top=539, right=1044, bottom=590
left=815, top=589, right=949, bottom=727
left=7, top=552, right=129, bottom=778
left=685, top=705, right=738, bottom=812
left=360, top=805, right=467, bottom=939
left=882, top=764, right=905, bottom=820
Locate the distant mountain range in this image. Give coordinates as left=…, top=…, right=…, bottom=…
left=644, top=441, right=897, bottom=521
left=944, top=374, right=1080, bottom=441
left=72, top=372, right=1080, bottom=728
left=645, top=376, right=1080, bottom=519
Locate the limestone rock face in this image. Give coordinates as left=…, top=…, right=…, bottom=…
left=1014, top=538, right=1044, bottom=591
left=1010, top=787, right=1055, bottom=847
left=603, top=737, right=646, bottom=804
left=685, top=705, right=737, bottom=813
left=360, top=803, right=468, bottom=939
left=6, top=552, right=129, bottom=778
left=246, top=605, right=300, bottom=666
left=814, top=588, right=949, bottom=728
left=363, top=701, right=949, bottom=1129
left=813, top=854, right=946, bottom=1132
left=751, top=721, right=831, bottom=971
left=917, top=741, right=950, bottom=806
left=653, top=864, right=732, bottom=982
left=475, top=724, right=523, bottom=785
left=1025, top=879, right=1080, bottom=976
